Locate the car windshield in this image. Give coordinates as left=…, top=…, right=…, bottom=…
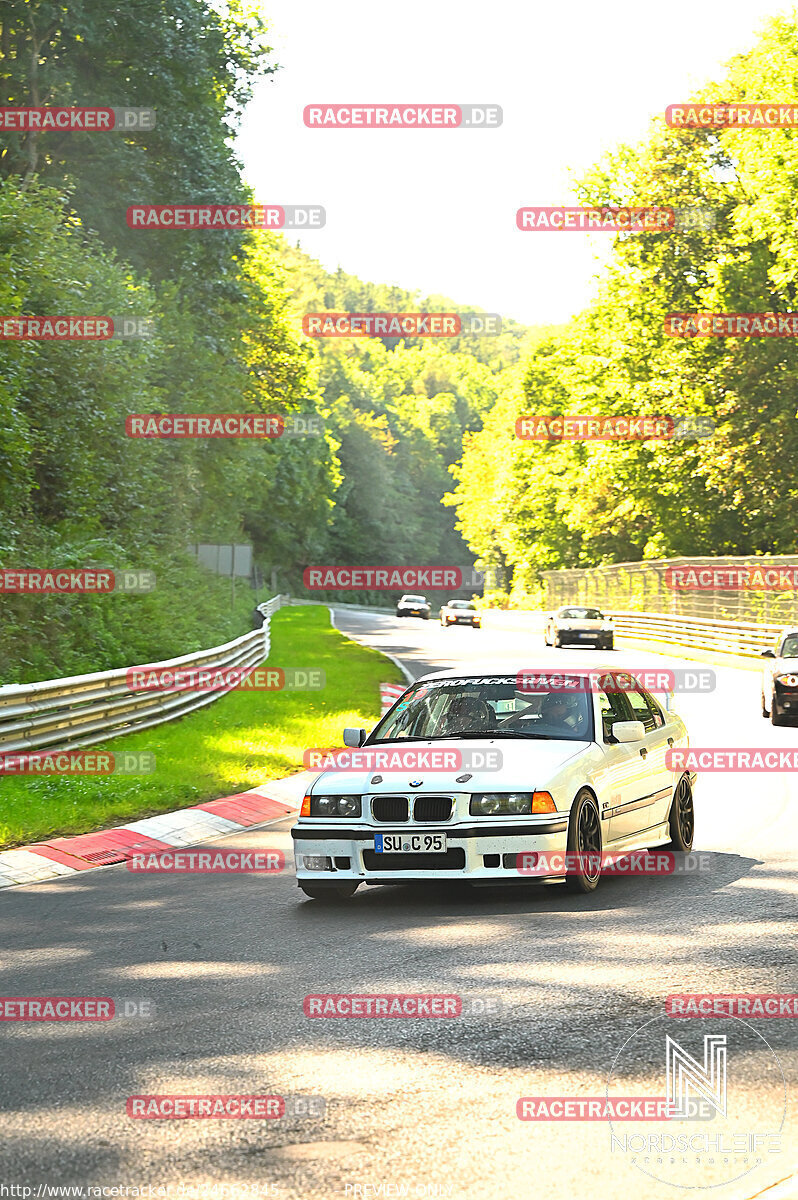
left=369, top=675, right=594, bottom=742
left=781, top=634, right=798, bottom=657
left=402, top=595, right=426, bottom=604
left=559, top=607, right=602, bottom=620
left=449, top=601, right=475, bottom=610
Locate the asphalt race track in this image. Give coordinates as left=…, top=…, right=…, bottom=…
left=0, top=611, right=795, bottom=1200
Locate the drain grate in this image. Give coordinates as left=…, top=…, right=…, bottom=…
left=79, top=848, right=129, bottom=865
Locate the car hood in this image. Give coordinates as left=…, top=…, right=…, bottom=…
left=773, top=657, right=798, bottom=668
left=309, top=737, right=590, bottom=795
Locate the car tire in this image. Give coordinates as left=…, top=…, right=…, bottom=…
left=564, top=789, right=602, bottom=893
left=762, top=692, right=770, bottom=717
left=665, top=774, right=694, bottom=852
left=298, top=883, right=359, bottom=901
left=603, top=638, right=614, bottom=651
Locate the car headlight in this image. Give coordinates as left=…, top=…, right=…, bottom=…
left=777, top=674, right=798, bottom=687
left=471, top=793, right=504, bottom=815
left=309, top=794, right=362, bottom=817
left=470, top=792, right=556, bottom=816
left=601, top=622, right=613, bottom=630
left=506, top=792, right=532, bottom=814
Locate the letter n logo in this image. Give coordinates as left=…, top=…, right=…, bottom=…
left=666, top=1034, right=727, bottom=1118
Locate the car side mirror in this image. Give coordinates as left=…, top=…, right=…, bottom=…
left=761, top=649, right=776, bottom=658
left=343, top=727, right=367, bottom=747
left=612, top=720, right=646, bottom=743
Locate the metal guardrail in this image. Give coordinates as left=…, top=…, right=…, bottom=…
left=540, top=555, right=798, bottom=624
left=0, top=595, right=286, bottom=756
left=607, top=611, right=781, bottom=658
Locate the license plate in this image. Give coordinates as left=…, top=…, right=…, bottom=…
left=374, top=833, right=447, bottom=853
left=580, top=632, right=598, bottom=638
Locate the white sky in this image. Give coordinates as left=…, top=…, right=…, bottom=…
left=237, top=0, right=794, bottom=327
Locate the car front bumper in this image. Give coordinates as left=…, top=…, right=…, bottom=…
left=291, top=816, right=570, bottom=884
left=774, top=681, right=798, bottom=711
left=556, top=630, right=611, bottom=644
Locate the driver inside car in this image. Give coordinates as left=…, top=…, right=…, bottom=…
left=537, top=692, right=585, bottom=732
left=439, top=694, right=494, bottom=735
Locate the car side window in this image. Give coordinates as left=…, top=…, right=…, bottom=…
left=625, top=688, right=657, bottom=733
left=641, top=689, right=666, bottom=728
left=597, top=690, right=629, bottom=742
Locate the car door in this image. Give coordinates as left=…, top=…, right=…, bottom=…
left=593, top=688, right=647, bottom=839
left=608, top=686, right=673, bottom=843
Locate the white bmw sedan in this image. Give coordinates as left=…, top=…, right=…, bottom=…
left=292, top=663, right=695, bottom=901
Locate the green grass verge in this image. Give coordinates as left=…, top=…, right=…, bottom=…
left=0, top=606, right=404, bottom=849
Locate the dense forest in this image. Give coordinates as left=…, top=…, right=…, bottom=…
left=0, top=0, right=536, bottom=681
left=447, top=14, right=798, bottom=604
left=3, top=2, right=798, bottom=677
